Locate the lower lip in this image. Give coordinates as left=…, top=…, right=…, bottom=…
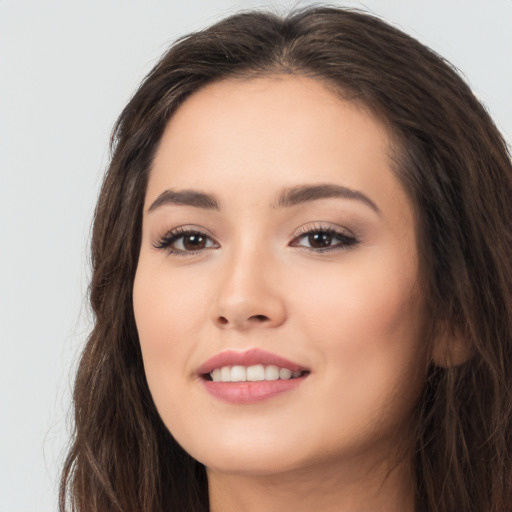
left=202, top=377, right=306, bottom=404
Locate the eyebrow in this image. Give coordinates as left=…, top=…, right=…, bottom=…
left=147, top=183, right=380, bottom=215
left=273, top=184, right=380, bottom=214
left=148, top=189, right=220, bottom=212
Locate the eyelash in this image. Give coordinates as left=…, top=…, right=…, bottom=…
left=153, top=225, right=359, bottom=256
left=153, top=227, right=219, bottom=256
left=290, top=225, right=359, bottom=252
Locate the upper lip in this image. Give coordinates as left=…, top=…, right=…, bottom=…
left=197, top=348, right=309, bottom=375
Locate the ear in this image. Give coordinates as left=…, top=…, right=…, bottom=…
left=431, top=324, right=473, bottom=368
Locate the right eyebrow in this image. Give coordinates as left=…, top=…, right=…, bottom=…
left=147, top=189, right=220, bottom=212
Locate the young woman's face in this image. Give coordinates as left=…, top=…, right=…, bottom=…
left=133, top=76, right=428, bottom=476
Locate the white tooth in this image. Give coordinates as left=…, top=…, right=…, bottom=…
left=292, top=370, right=301, bottom=378
left=279, top=368, right=292, bottom=380
left=211, top=368, right=222, bottom=382
left=231, top=365, right=247, bottom=382
left=247, top=364, right=265, bottom=381
left=221, top=366, right=231, bottom=382
left=265, top=365, right=279, bottom=381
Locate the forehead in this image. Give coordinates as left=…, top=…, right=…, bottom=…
left=147, top=75, right=411, bottom=223
left=156, top=75, right=390, bottom=167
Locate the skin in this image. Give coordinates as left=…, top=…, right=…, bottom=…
left=133, top=75, right=429, bottom=511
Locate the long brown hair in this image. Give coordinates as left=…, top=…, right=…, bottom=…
left=60, top=7, right=512, bottom=511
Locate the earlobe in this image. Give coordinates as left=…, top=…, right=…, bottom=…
left=431, top=325, right=473, bottom=368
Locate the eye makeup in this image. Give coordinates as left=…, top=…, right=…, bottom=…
left=290, top=223, right=359, bottom=253
left=153, top=222, right=359, bottom=257
left=153, top=226, right=220, bottom=256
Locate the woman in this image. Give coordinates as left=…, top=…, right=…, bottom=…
left=60, top=6, right=512, bottom=512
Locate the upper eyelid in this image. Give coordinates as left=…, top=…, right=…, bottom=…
left=291, top=222, right=356, bottom=239
left=152, top=223, right=358, bottom=249
left=154, top=225, right=216, bottom=242
left=289, top=223, right=360, bottom=250
left=291, top=228, right=357, bottom=243
left=152, top=227, right=218, bottom=251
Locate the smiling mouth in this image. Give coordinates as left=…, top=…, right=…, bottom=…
left=202, top=364, right=310, bottom=382
left=198, top=348, right=310, bottom=403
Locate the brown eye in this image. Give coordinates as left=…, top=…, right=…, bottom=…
left=154, top=229, right=219, bottom=255
left=291, top=227, right=358, bottom=252
left=182, top=233, right=207, bottom=251
left=308, top=232, right=333, bottom=248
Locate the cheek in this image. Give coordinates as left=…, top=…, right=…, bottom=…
left=134, top=261, right=207, bottom=345
left=299, top=255, right=418, bottom=326
left=133, top=262, right=208, bottom=433
left=292, top=251, right=425, bottom=385
left=132, top=261, right=209, bottom=395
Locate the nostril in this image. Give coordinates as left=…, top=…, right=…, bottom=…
left=214, top=313, right=275, bottom=328
left=250, top=314, right=270, bottom=322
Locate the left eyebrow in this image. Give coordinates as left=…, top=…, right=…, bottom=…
left=273, top=184, right=381, bottom=215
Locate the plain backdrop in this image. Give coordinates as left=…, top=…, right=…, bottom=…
left=0, top=1, right=510, bottom=510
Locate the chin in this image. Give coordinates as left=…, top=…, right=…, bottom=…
left=180, top=429, right=311, bottom=476
left=202, top=451, right=305, bottom=477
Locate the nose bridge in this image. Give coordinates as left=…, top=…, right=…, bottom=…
left=212, top=237, right=286, bottom=329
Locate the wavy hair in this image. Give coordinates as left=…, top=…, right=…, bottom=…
left=60, top=6, right=512, bottom=512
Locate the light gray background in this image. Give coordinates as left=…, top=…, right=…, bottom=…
left=1, top=1, right=510, bottom=510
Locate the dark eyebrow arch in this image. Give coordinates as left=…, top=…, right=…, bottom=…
left=274, top=184, right=380, bottom=214
left=148, top=189, right=220, bottom=212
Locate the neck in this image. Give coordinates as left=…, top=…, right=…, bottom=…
left=207, top=454, right=415, bottom=512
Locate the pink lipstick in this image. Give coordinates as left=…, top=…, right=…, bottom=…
left=198, top=348, right=310, bottom=404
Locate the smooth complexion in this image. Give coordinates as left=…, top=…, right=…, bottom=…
left=133, top=76, right=427, bottom=512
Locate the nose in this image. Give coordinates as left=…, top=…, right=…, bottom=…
left=211, top=251, right=287, bottom=330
